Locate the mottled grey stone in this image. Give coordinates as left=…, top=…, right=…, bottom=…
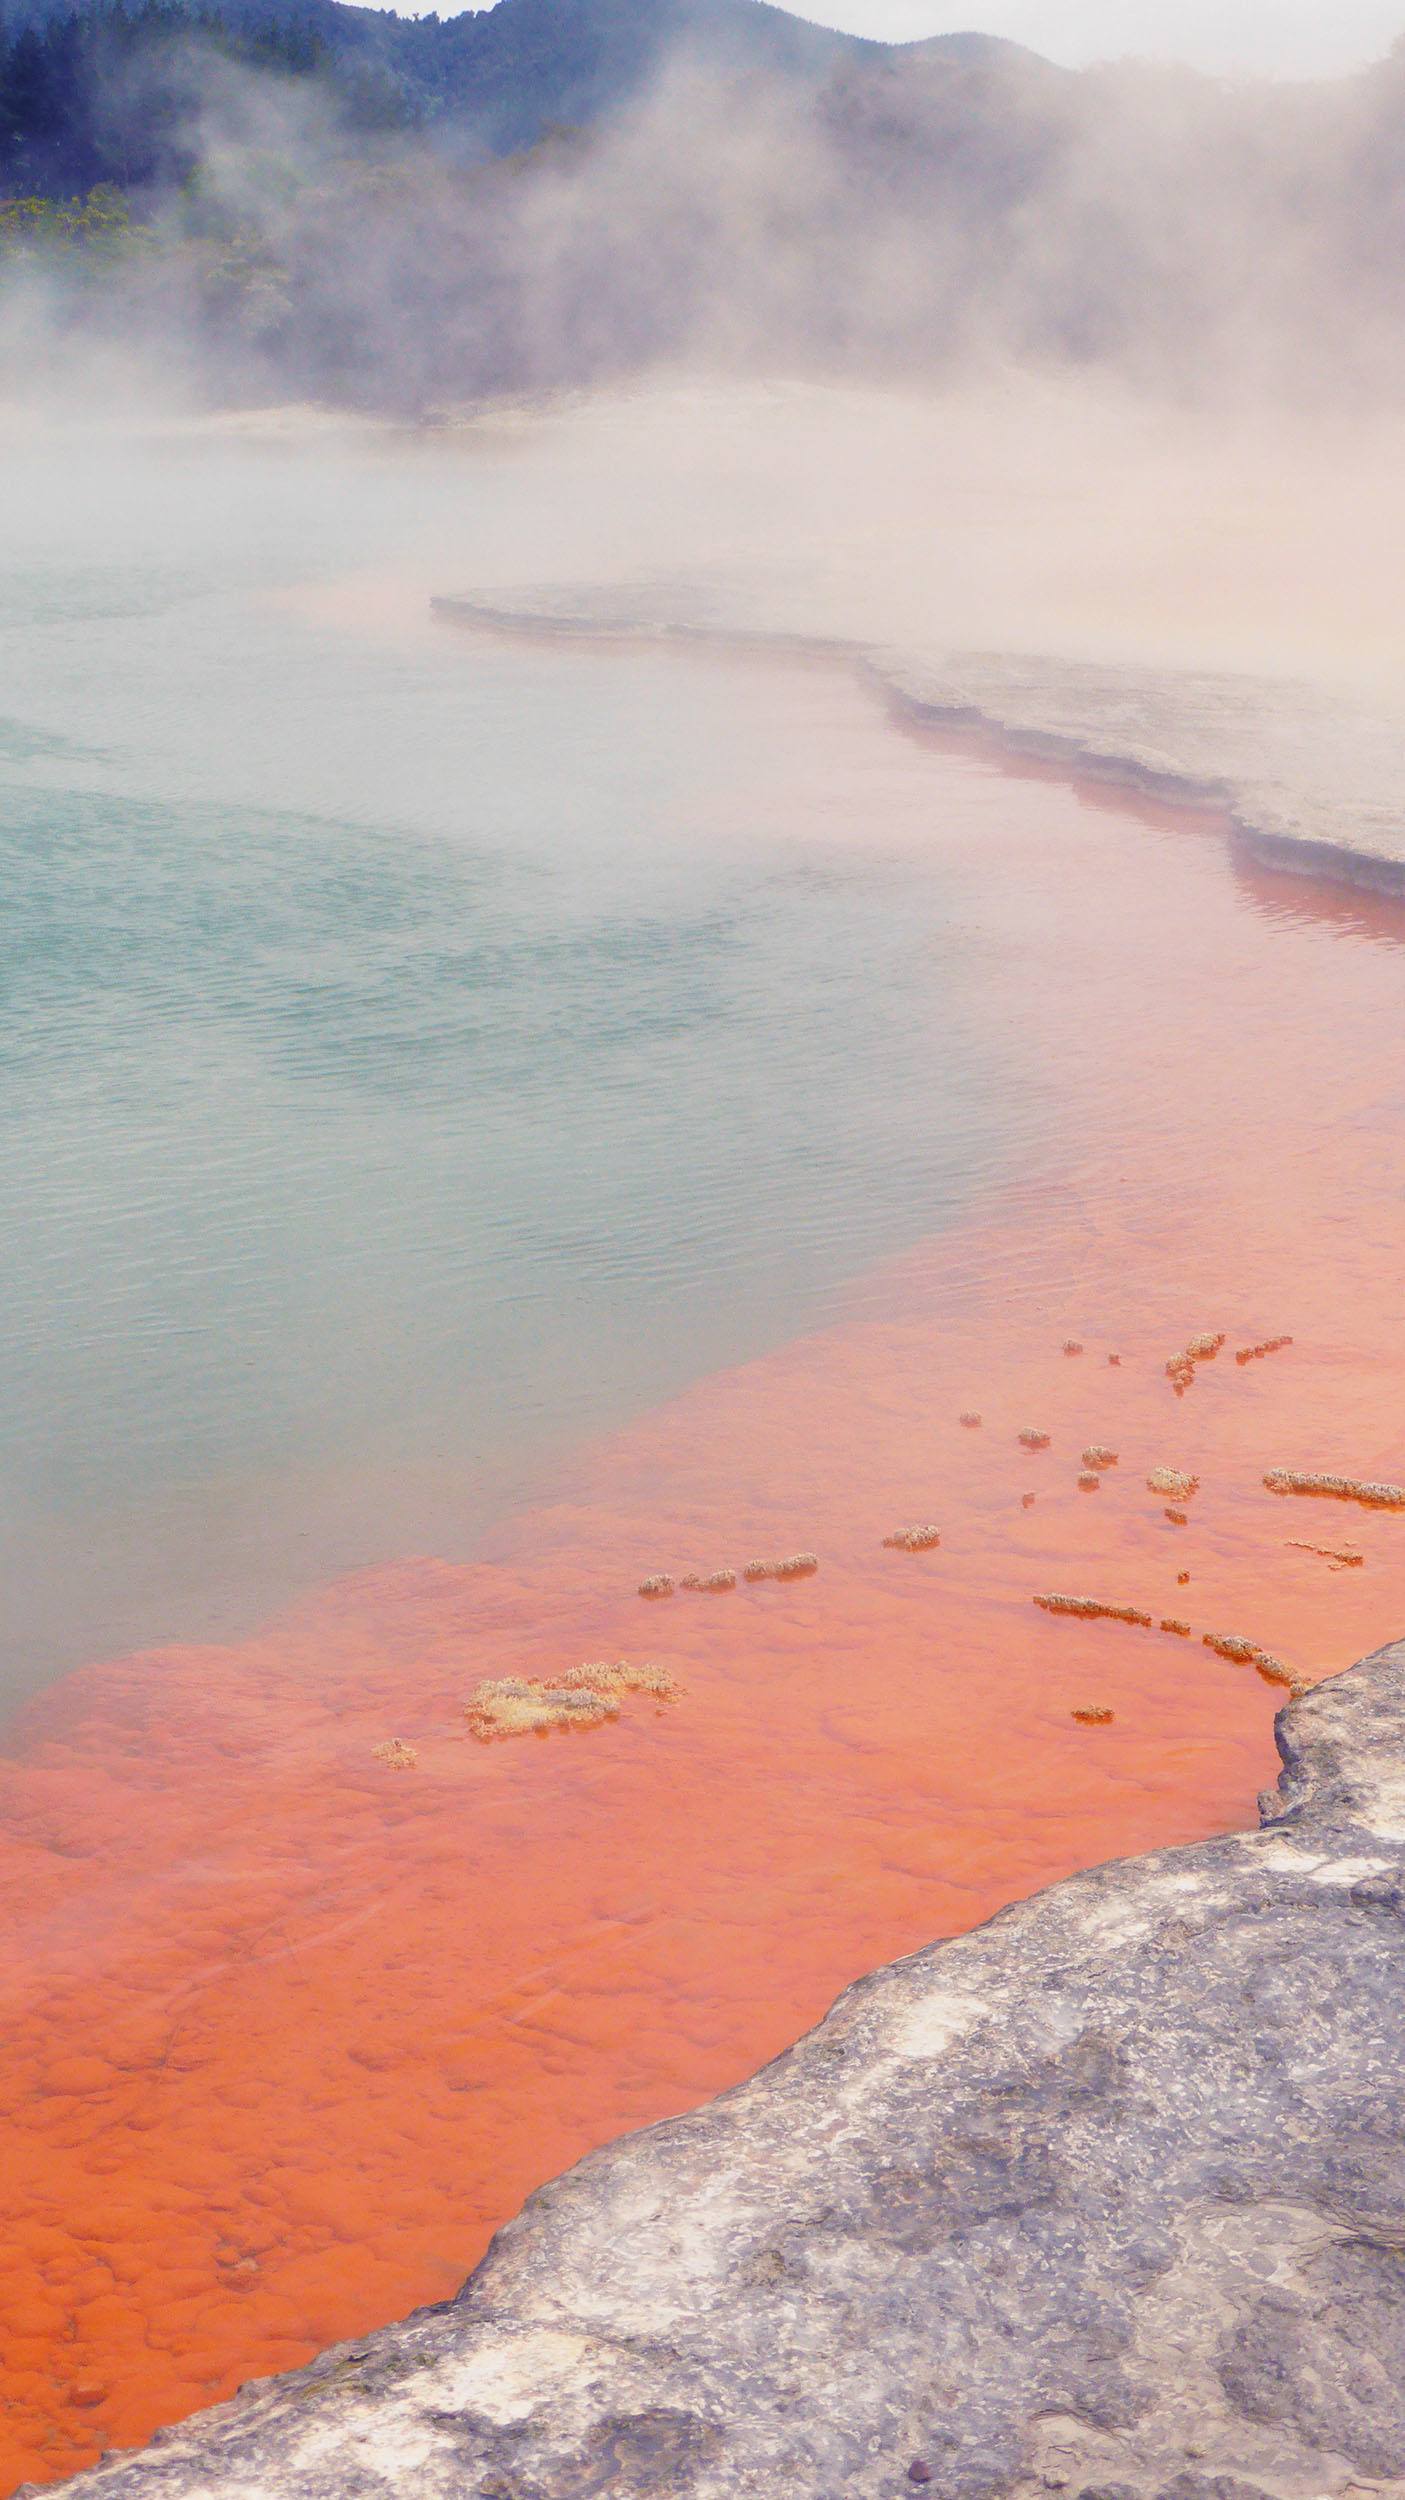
left=46, top=1640, right=1405, bottom=2499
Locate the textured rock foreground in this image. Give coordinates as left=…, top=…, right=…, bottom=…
left=51, top=1642, right=1405, bottom=2499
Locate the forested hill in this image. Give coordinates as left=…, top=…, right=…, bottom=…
left=0, top=5, right=419, bottom=193
left=8, top=0, right=1399, bottom=418
left=0, top=0, right=1032, bottom=194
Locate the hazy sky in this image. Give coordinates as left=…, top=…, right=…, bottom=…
left=450, top=2, right=1405, bottom=80
left=790, top=1, right=1404, bottom=75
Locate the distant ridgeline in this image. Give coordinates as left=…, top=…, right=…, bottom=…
left=5, top=0, right=1403, bottom=409
left=0, top=0, right=891, bottom=196
left=0, top=0, right=1051, bottom=402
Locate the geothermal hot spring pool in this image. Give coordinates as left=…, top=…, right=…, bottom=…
left=3, top=411, right=1405, bottom=2491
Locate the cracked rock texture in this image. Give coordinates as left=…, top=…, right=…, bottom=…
left=49, top=1641, right=1405, bottom=2499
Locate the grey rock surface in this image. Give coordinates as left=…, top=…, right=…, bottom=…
left=48, top=1638, right=1405, bottom=2498
left=435, top=590, right=1405, bottom=895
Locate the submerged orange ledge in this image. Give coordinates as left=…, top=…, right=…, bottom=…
left=3, top=754, right=1404, bottom=2492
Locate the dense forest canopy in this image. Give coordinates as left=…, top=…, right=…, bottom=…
left=0, top=0, right=888, bottom=190
left=0, top=7, right=411, bottom=194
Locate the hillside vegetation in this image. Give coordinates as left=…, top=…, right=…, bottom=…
left=3, top=0, right=1405, bottom=411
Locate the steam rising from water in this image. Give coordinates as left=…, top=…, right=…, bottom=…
left=9, top=30, right=1405, bottom=408
left=7, top=11, right=1405, bottom=736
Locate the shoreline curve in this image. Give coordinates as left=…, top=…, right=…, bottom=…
left=433, top=593, right=1405, bottom=903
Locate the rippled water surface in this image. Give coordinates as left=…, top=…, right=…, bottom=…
left=1, top=424, right=1026, bottom=1699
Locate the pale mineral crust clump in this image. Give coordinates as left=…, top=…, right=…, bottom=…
left=372, top=1738, right=418, bottom=1769
left=1148, top=1466, right=1199, bottom=1501
left=463, top=1678, right=612, bottom=1739
left=1166, top=1331, right=1225, bottom=1394
left=1236, top=1334, right=1294, bottom=1365
left=638, top=1574, right=675, bottom=1599
left=1071, top=1705, right=1114, bottom=1725
left=464, top=1662, right=680, bottom=1741
left=882, top=1526, right=941, bottom=1553
left=1018, top=1428, right=1051, bottom=1451
left=958, top=1410, right=983, bottom=1428
left=1265, top=1469, right=1405, bottom=1508
left=1288, top=1539, right=1365, bottom=1570
left=1203, top=1633, right=1299, bottom=1691
left=743, top=1554, right=819, bottom=1581
left=1082, top=1445, right=1118, bottom=1470
left=1077, top=1472, right=1101, bottom=1491
left=568, top=1660, right=679, bottom=1700
left=1033, top=1593, right=1153, bottom=1628
left=679, top=1570, right=737, bottom=1593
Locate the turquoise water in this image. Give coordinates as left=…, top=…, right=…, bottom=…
left=0, top=425, right=1020, bottom=1701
